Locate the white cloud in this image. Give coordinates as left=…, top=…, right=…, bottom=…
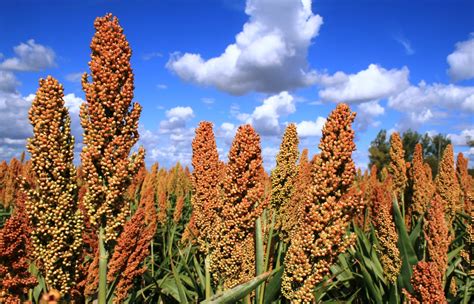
left=388, top=81, right=474, bottom=113
left=317, top=64, right=410, bottom=103
left=241, top=91, right=296, bottom=136
left=167, top=0, right=323, bottom=95
left=157, top=84, right=167, bottom=89
left=65, top=72, right=84, bottom=83
left=355, top=100, right=385, bottom=131
left=395, top=37, right=415, bottom=55
left=0, top=71, right=20, bottom=93
left=142, top=52, right=163, bottom=61
left=295, top=116, right=326, bottom=137
left=201, top=97, right=215, bottom=104
left=160, top=106, right=195, bottom=131
left=447, top=34, right=474, bottom=81
left=448, top=129, right=474, bottom=146
left=0, top=39, right=56, bottom=72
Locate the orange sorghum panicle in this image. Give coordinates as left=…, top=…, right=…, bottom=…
left=407, top=144, right=434, bottom=225
left=282, top=103, right=363, bottom=303
left=189, top=121, right=221, bottom=252
left=22, top=76, right=83, bottom=295
left=0, top=194, right=37, bottom=303
left=80, top=13, right=145, bottom=243
left=107, top=207, right=156, bottom=303
left=173, top=195, right=185, bottom=224
left=424, top=194, right=449, bottom=277
left=140, top=163, right=159, bottom=225
left=371, top=178, right=401, bottom=283
left=456, top=152, right=473, bottom=214
left=280, top=148, right=311, bottom=242
left=270, top=123, right=299, bottom=240
left=388, top=132, right=407, bottom=202
left=211, top=124, right=266, bottom=289
left=436, top=145, right=461, bottom=226
left=403, top=261, right=447, bottom=303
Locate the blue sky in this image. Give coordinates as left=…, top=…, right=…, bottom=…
left=0, top=0, right=473, bottom=170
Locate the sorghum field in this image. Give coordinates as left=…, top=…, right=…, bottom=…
left=0, top=13, right=472, bottom=304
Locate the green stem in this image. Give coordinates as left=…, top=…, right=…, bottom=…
left=255, top=217, right=264, bottom=304
left=205, top=254, right=212, bottom=300
left=98, top=225, right=108, bottom=304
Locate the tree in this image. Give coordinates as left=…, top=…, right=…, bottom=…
left=368, top=130, right=390, bottom=172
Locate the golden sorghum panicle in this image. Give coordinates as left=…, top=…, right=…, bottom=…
left=371, top=178, right=401, bottom=283
left=436, top=144, right=461, bottom=226
left=129, top=164, right=147, bottom=202
left=140, top=163, right=159, bottom=225
left=404, top=261, right=446, bottom=303
left=0, top=160, right=8, bottom=205
left=189, top=121, right=221, bottom=251
left=388, top=132, right=407, bottom=202
left=107, top=207, right=156, bottom=304
left=456, top=152, right=473, bottom=214
left=270, top=123, right=299, bottom=239
left=0, top=194, right=37, bottom=304
left=424, top=194, right=449, bottom=276
left=280, top=148, right=311, bottom=242
left=173, top=195, right=185, bottom=224
left=282, top=103, right=363, bottom=303
left=3, top=158, right=23, bottom=207
left=23, top=76, right=83, bottom=295
left=80, top=13, right=145, bottom=242
left=211, top=124, right=266, bottom=289
left=407, top=144, right=434, bottom=225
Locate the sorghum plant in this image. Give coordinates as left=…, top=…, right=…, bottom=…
left=211, top=124, right=266, bottom=289
left=388, top=132, right=407, bottom=203
left=0, top=194, right=37, bottom=303
left=282, top=103, right=363, bottom=303
left=436, top=144, right=461, bottom=226
left=270, top=123, right=299, bottom=241
left=404, top=261, right=446, bottom=303
left=23, top=76, right=82, bottom=295
left=371, top=178, right=402, bottom=283
left=80, top=13, right=144, bottom=301
left=189, top=122, right=221, bottom=252
left=280, top=148, right=311, bottom=242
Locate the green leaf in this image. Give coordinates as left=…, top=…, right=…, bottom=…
left=201, top=271, right=273, bottom=304
left=393, top=198, right=418, bottom=293
left=263, top=267, right=283, bottom=304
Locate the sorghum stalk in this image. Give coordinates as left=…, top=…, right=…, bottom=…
left=80, top=14, right=144, bottom=302
left=23, top=76, right=82, bottom=295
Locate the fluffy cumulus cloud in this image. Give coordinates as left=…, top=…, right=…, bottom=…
left=317, top=64, right=410, bottom=103
left=448, top=129, right=474, bottom=146
left=246, top=91, right=296, bottom=135
left=167, top=0, right=322, bottom=95
left=140, top=106, right=196, bottom=167
left=295, top=116, right=326, bottom=137
left=355, top=100, right=385, bottom=131
left=159, top=106, right=195, bottom=131
left=388, top=81, right=474, bottom=113
left=447, top=34, right=474, bottom=81
left=0, top=39, right=56, bottom=72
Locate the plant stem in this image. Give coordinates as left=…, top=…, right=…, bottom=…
left=98, top=225, right=108, bottom=304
